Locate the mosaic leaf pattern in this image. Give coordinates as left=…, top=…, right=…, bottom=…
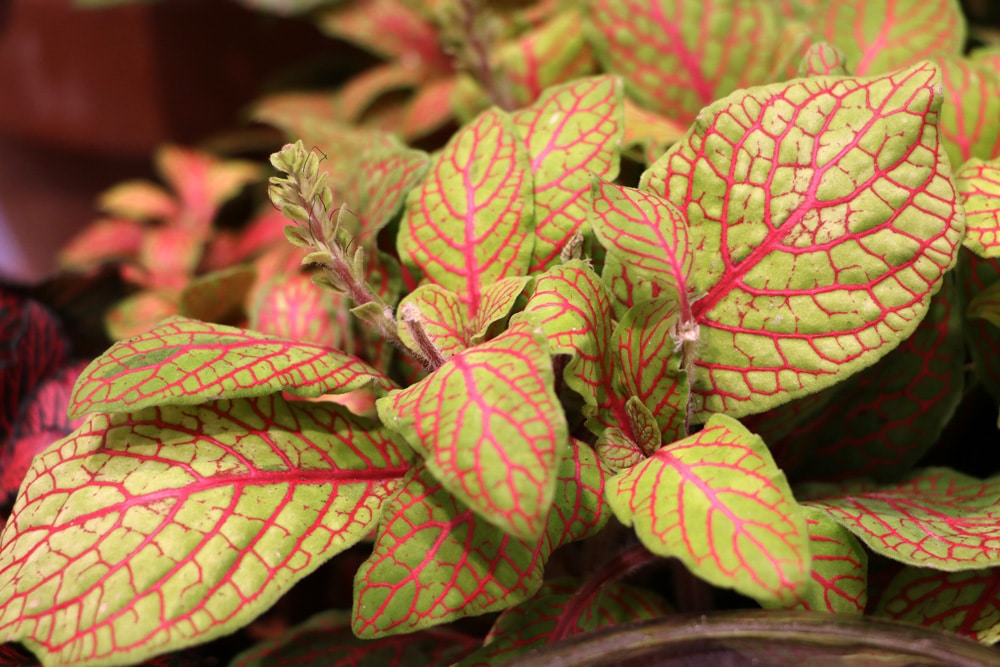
left=643, top=61, right=964, bottom=419
left=607, top=414, right=810, bottom=605
left=454, top=579, right=670, bottom=666
left=937, top=57, right=1000, bottom=168
left=230, top=610, right=477, bottom=666
left=512, top=76, right=622, bottom=271
left=957, top=158, right=1000, bottom=259
left=875, top=566, right=1000, bottom=644
left=805, top=468, right=1000, bottom=570
left=0, top=395, right=412, bottom=667
left=70, top=318, right=394, bottom=417
left=398, top=108, right=533, bottom=317
left=587, top=0, right=799, bottom=126
left=353, top=441, right=607, bottom=637
left=804, top=0, right=964, bottom=76
left=376, top=322, right=566, bottom=539
left=764, top=506, right=867, bottom=615
left=797, top=42, right=849, bottom=77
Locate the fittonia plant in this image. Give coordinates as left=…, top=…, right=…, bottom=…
left=10, top=12, right=1000, bottom=667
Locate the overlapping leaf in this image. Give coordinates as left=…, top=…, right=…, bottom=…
left=643, top=61, right=964, bottom=419
left=587, top=0, right=802, bottom=126
left=511, top=75, right=622, bottom=272
left=956, top=158, right=1000, bottom=259
left=797, top=42, right=849, bottom=77
left=874, top=566, right=1000, bottom=644
left=376, top=322, right=566, bottom=539
left=352, top=441, right=607, bottom=637
left=801, top=0, right=964, bottom=75
left=455, top=579, right=670, bottom=666
left=805, top=468, right=1000, bottom=570
left=764, top=506, right=867, bottom=615
left=606, top=414, right=810, bottom=605
left=0, top=395, right=412, bottom=667
left=70, top=317, right=394, bottom=417
left=937, top=57, right=1000, bottom=168
left=397, top=108, right=533, bottom=318
left=178, top=265, right=256, bottom=325
left=250, top=273, right=346, bottom=350
left=230, top=610, right=477, bottom=666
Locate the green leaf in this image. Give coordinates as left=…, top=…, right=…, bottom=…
left=797, top=42, right=850, bottom=77
left=804, top=468, right=1000, bottom=570
left=229, top=610, right=478, bottom=666
left=938, top=56, right=1000, bottom=167
left=398, top=108, right=534, bottom=318
left=105, top=289, right=181, bottom=342
left=250, top=273, right=347, bottom=350
left=352, top=440, right=608, bottom=637
left=70, top=317, right=395, bottom=417
left=454, top=579, right=670, bottom=666
left=643, top=61, right=965, bottom=420
left=178, top=264, right=256, bottom=324
left=512, top=75, right=623, bottom=271
left=969, top=280, right=1000, bottom=328
left=376, top=321, right=567, bottom=540
left=957, top=158, right=1000, bottom=259
left=874, top=566, right=1000, bottom=644
left=606, top=414, right=810, bottom=605
left=0, top=395, right=411, bottom=667
left=586, top=0, right=802, bottom=126
left=803, top=0, right=965, bottom=75
left=765, top=506, right=868, bottom=615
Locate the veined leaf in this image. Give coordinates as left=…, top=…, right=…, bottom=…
left=0, top=395, right=412, bottom=667
left=874, top=566, right=1000, bottom=644
left=454, top=579, right=670, bottom=667
left=229, top=610, right=477, bottom=666
left=959, top=253, right=1000, bottom=400
left=957, top=158, right=1000, bottom=259
left=250, top=273, right=346, bottom=350
left=606, top=414, right=810, bottom=605
left=512, top=76, right=623, bottom=271
left=376, top=322, right=567, bottom=539
left=803, top=0, right=964, bottom=76
left=398, top=108, right=533, bottom=318
left=70, top=317, right=395, bottom=417
left=938, top=56, right=1000, bottom=168
left=797, top=42, right=849, bottom=77
left=805, top=468, right=1000, bottom=570
left=969, top=281, right=1000, bottom=328
left=643, top=61, right=964, bottom=420
left=352, top=441, right=607, bottom=637
left=764, top=506, right=868, bottom=615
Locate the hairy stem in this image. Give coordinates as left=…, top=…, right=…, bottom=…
left=450, top=0, right=516, bottom=111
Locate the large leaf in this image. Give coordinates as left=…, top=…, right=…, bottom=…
left=229, top=610, right=477, bottom=666
left=352, top=440, right=607, bottom=637
left=398, top=108, right=533, bottom=318
left=0, top=395, right=411, bottom=667
left=802, top=0, right=964, bottom=76
left=70, top=317, right=394, bottom=417
left=642, top=61, right=964, bottom=420
left=376, top=322, right=566, bottom=539
left=874, top=566, right=1000, bottom=644
left=586, top=0, right=802, bottom=126
left=606, top=414, right=810, bottom=605
left=511, top=75, right=623, bottom=272
left=805, top=468, right=1000, bottom=570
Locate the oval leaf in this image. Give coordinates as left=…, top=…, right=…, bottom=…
left=957, top=157, right=1000, bottom=259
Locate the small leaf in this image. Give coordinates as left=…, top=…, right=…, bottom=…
left=229, top=610, right=477, bottom=666
left=797, top=42, right=850, bottom=77
left=874, top=566, right=1000, bottom=644
left=353, top=441, right=607, bottom=637
left=250, top=273, right=346, bottom=349
left=606, top=414, right=810, bottom=605
left=805, top=468, right=1000, bottom=570
left=969, top=281, right=1000, bottom=328
left=398, top=108, right=534, bottom=318
left=937, top=56, right=1000, bottom=167
left=454, top=579, right=670, bottom=666
left=643, top=61, right=965, bottom=420
left=178, top=265, right=256, bottom=324
left=376, top=322, right=567, bottom=539
left=104, top=289, right=181, bottom=342
left=956, top=158, right=1000, bottom=259
left=98, top=181, right=178, bottom=221
left=0, top=396, right=411, bottom=667
left=58, top=218, right=144, bottom=270
left=70, top=317, right=394, bottom=417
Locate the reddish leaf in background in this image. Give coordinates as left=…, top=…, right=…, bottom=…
left=0, top=395, right=412, bottom=667
left=0, top=292, right=68, bottom=445
left=70, top=317, right=395, bottom=417
left=804, top=468, right=1000, bottom=570
left=1, top=362, right=88, bottom=506
left=797, top=42, right=849, bottom=78
left=398, top=108, right=533, bottom=319
left=512, top=76, right=622, bottom=272
left=352, top=441, right=607, bottom=637
left=230, top=610, right=477, bottom=667
left=875, top=566, right=1000, bottom=644
left=643, top=61, right=964, bottom=420
left=251, top=273, right=346, bottom=350
left=403, top=78, right=458, bottom=140
left=57, top=218, right=144, bottom=271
